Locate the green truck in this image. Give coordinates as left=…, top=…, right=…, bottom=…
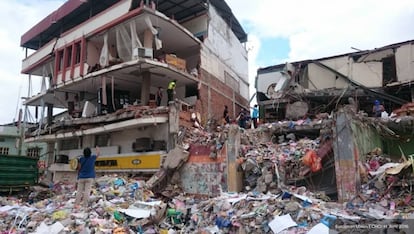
left=0, top=124, right=45, bottom=192
left=0, top=154, right=38, bottom=191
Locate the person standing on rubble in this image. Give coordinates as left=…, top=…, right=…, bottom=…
left=237, top=108, right=247, bottom=128
left=75, top=146, right=100, bottom=208
left=251, top=104, right=259, bottom=128
left=372, top=100, right=385, bottom=117
left=156, top=86, right=163, bottom=106
left=223, top=105, right=230, bottom=124
left=167, top=79, right=177, bottom=103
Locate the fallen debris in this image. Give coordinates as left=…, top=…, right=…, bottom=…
left=1, top=116, right=414, bottom=233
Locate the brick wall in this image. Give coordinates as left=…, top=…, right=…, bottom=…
left=196, top=69, right=248, bottom=124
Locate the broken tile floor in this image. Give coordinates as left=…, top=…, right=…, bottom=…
left=1, top=117, right=414, bottom=234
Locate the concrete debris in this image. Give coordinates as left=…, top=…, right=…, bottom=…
left=3, top=175, right=413, bottom=233
left=2, top=117, right=414, bottom=233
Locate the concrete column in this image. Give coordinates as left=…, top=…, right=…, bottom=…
left=232, top=91, right=236, bottom=120
left=411, top=86, right=414, bottom=102
left=45, top=142, right=55, bottom=183
left=143, top=29, right=154, bottom=49
left=168, top=101, right=179, bottom=151
left=207, top=86, right=211, bottom=120
left=141, top=72, right=151, bottom=105
left=47, top=103, right=53, bottom=126
left=226, top=124, right=243, bottom=192
left=333, top=110, right=360, bottom=202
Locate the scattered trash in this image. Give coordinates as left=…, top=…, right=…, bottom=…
left=1, top=115, right=414, bottom=233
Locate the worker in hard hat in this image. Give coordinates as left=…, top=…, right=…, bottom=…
left=167, top=79, right=176, bottom=103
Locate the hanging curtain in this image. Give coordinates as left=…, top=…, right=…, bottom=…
left=37, top=98, right=45, bottom=136
left=144, top=16, right=162, bottom=50
left=99, top=33, right=109, bottom=67
left=116, top=24, right=132, bottom=62
left=130, top=20, right=143, bottom=53
left=101, top=76, right=107, bottom=105
left=48, top=63, right=54, bottom=89
left=111, top=76, right=116, bottom=111
left=41, top=66, right=47, bottom=93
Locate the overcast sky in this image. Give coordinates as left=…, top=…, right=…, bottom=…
left=1, top=0, right=414, bottom=124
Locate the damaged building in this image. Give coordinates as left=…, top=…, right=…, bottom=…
left=254, top=40, right=414, bottom=202
left=256, top=40, right=414, bottom=122
left=4, top=1, right=414, bottom=232
left=19, top=0, right=249, bottom=181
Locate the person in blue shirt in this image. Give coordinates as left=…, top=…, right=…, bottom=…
left=251, top=104, right=259, bottom=128
left=75, top=146, right=100, bottom=207
left=372, top=100, right=384, bottom=117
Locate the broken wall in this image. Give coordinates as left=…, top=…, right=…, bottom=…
left=180, top=144, right=227, bottom=196
left=395, top=43, right=414, bottom=82
left=180, top=14, right=208, bottom=40
left=307, top=56, right=382, bottom=90
left=255, top=69, right=285, bottom=98
left=350, top=120, right=382, bottom=162
left=333, top=110, right=382, bottom=202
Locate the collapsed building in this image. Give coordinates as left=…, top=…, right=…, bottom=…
left=19, top=0, right=249, bottom=183
left=6, top=0, right=414, bottom=232
left=255, top=40, right=414, bottom=122
left=254, top=40, right=414, bottom=202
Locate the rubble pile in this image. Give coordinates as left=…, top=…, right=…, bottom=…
left=0, top=175, right=343, bottom=234
left=3, top=171, right=413, bottom=234
left=355, top=148, right=414, bottom=213
left=236, top=119, right=333, bottom=195
left=2, top=118, right=414, bottom=233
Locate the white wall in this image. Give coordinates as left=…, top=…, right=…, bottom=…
left=256, top=71, right=285, bottom=95
left=22, top=39, right=57, bottom=72
left=201, top=6, right=249, bottom=100
left=307, top=63, right=347, bottom=90
left=351, top=61, right=382, bottom=87
left=307, top=56, right=382, bottom=90
left=395, top=43, right=414, bottom=82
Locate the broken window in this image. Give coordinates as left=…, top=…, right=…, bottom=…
left=95, top=134, right=110, bottom=147
left=57, top=50, right=64, bottom=71
left=382, top=55, right=397, bottom=85
left=60, top=138, right=78, bottom=151
left=66, top=45, right=72, bottom=68
left=75, top=42, right=81, bottom=64
left=185, top=84, right=199, bottom=99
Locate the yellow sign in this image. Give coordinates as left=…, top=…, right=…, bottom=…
left=95, top=153, right=161, bottom=170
